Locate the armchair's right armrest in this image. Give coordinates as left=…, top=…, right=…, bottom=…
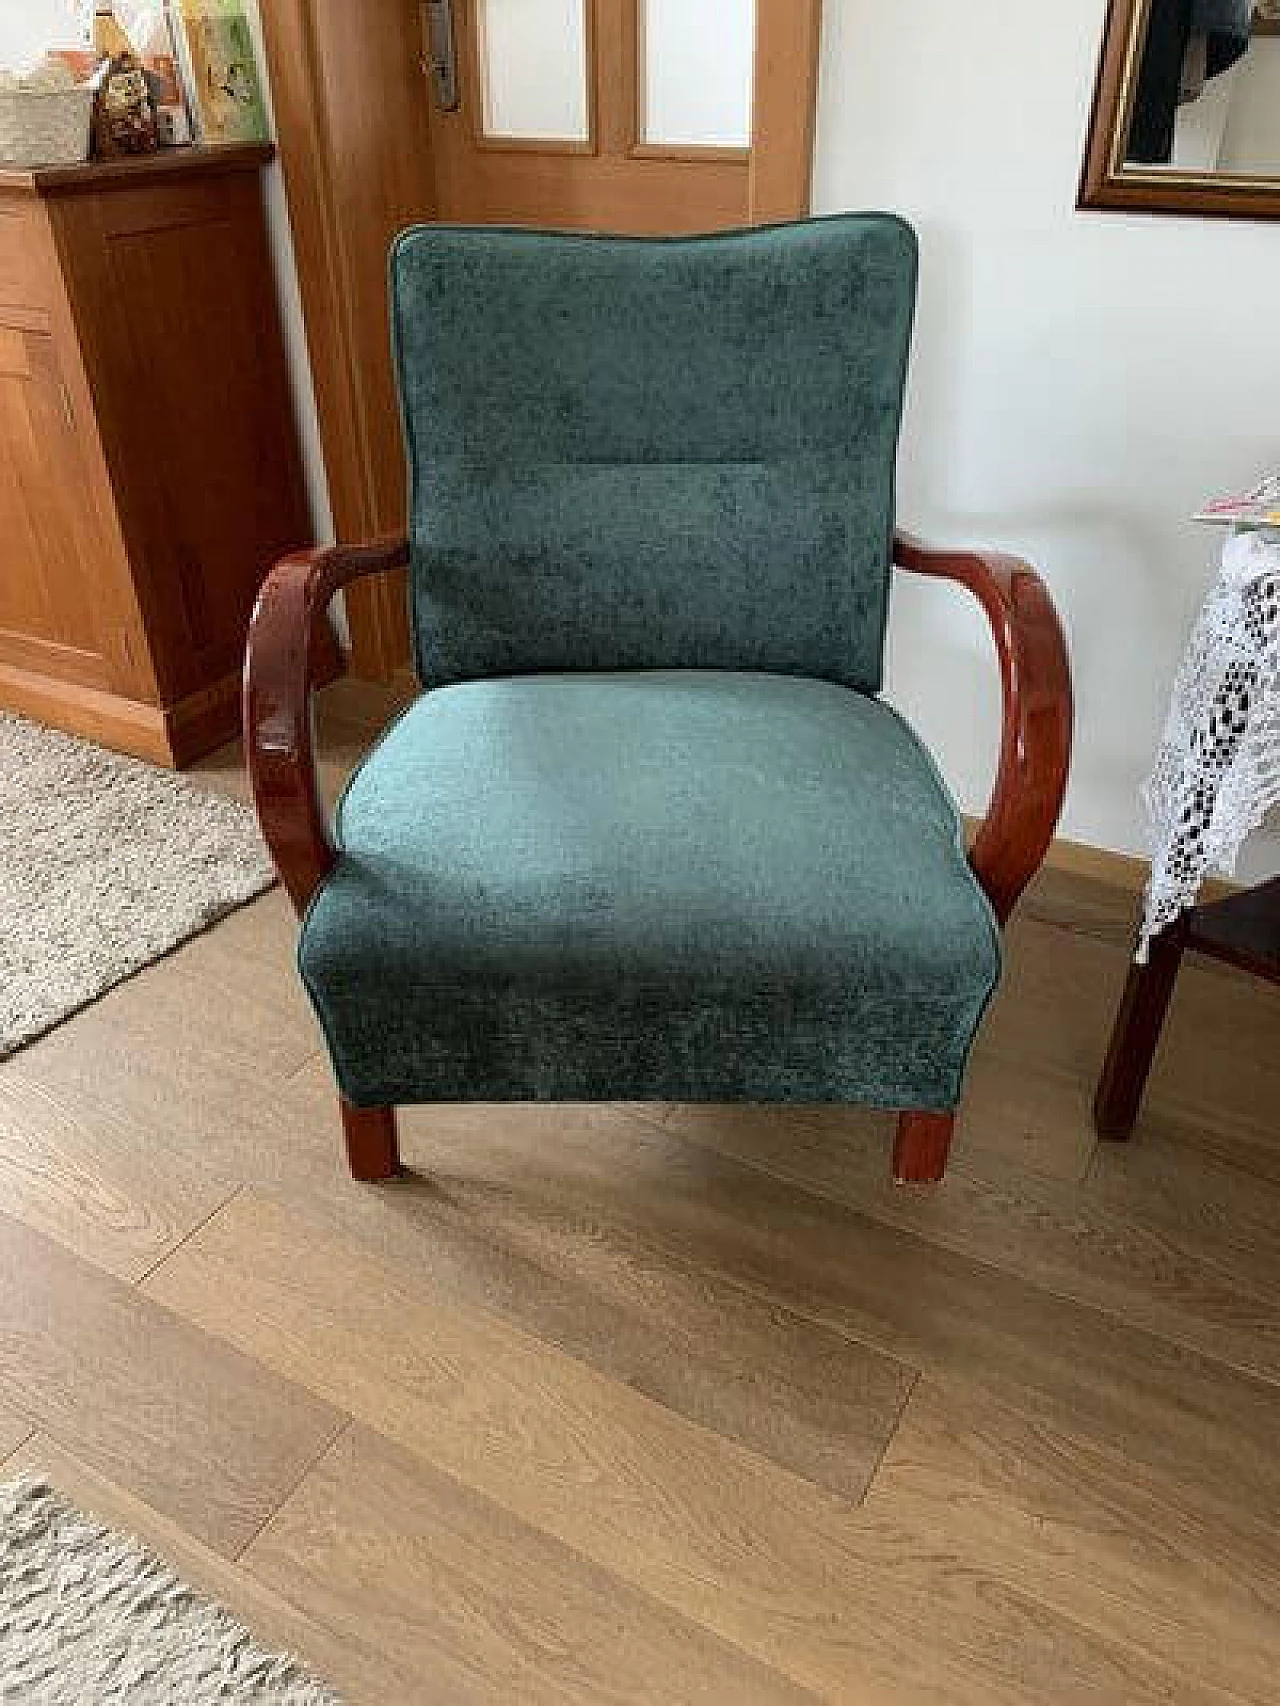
left=893, top=531, right=1073, bottom=924
left=243, top=537, right=410, bottom=915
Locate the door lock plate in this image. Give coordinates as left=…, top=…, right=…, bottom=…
left=422, top=0, right=460, bottom=111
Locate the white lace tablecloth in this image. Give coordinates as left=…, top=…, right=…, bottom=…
left=1139, top=529, right=1280, bottom=960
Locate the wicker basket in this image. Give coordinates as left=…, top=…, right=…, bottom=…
left=0, top=86, right=94, bottom=170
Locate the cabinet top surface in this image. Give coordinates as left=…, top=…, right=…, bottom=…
left=0, top=142, right=274, bottom=197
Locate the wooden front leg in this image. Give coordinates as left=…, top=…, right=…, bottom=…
left=341, top=1100, right=402, bottom=1181
left=894, top=1110, right=957, bottom=1184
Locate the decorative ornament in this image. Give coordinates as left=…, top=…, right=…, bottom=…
left=91, top=48, right=158, bottom=156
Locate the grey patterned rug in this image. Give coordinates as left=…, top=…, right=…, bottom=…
left=0, top=712, right=274, bottom=1058
left=0, top=1478, right=339, bottom=1704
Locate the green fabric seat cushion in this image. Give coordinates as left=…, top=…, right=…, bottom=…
left=299, top=672, right=1000, bottom=1110
left=391, top=217, right=917, bottom=694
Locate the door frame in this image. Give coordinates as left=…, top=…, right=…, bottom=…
left=749, top=0, right=823, bottom=223
left=262, top=0, right=822, bottom=680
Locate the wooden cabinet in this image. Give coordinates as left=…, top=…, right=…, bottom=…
left=0, top=145, right=313, bottom=765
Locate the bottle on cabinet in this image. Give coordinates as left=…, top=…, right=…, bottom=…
left=122, top=4, right=194, bottom=145
left=91, top=5, right=136, bottom=60
left=90, top=3, right=159, bottom=157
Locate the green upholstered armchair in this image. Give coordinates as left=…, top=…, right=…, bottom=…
left=245, top=217, right=1072, bottom=1186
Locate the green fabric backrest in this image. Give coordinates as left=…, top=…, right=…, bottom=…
left=390, top=215, right=917, bottom=692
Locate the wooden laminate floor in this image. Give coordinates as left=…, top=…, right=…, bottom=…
left=3, top=676, right=1279, bottom=1703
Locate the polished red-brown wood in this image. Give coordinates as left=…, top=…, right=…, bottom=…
left=243, top=536, right=409, bottom=917
left=894, top=532, right=1074, bottom=926
left=341, top=1098, right=401, bottom=1181
left=893, top=1111, right=957, bottom=1185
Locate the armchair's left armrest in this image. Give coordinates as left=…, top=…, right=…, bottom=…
left=893, top=531, right=1073, bottom=924
left=243, top=536, right=410, bottom=915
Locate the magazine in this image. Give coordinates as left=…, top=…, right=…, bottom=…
left=173, top=0, right=268, bottom=145
left=1193, top=474, right=1280, bottom=527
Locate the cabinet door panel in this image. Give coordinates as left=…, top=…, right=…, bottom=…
left=0, top=204, right=48, bottom=311
left=0, top=326, right=113, bottom=689
left=57, top=174, right=310, bottom=703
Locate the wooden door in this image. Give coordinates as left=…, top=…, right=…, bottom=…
left=427, top=0, right=820, bottom=231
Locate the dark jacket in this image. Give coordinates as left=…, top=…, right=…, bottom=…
left=1128, top=0, right=1252, bottom=165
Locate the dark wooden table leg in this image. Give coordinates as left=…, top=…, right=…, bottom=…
left=1093, top=919, right=1188, bottom=1139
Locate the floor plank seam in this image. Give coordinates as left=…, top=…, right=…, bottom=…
left=231, top=1415, right=356, bottom=1565
left=1073, top=1137, right=1100, bottom=1186
left=856, top=1366, right=921, bottom=1506
left=0, top=1426, right=39, bottom=1477
left=0, top=1430, right=423, bottom=1701
left=1064, top=1132, right=1105, bottom=1187
left=129, top=1183, right=247, bottom=1292
left=1119, top=1118, right=1280, bottom=1193
left=256, top=1418, right=836, bottom=1704
left=284, top=1050, right=324, bottom=1084
left=1075, top=1148, right=1280, bottom=1314
left=1078, top=1137, right=1110, bottom=1188
left=194, top=1213, right=912, bottom=1524
left=657, top=1128, right=1280, bottom=1396
left=1020, top=909, right=1133, bottom=950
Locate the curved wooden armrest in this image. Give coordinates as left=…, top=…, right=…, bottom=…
left=243, top=536, right=410, bottom=915
left=893, top=531, right=1073, bottom=924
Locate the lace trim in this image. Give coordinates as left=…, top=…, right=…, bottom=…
left=1139, top=529, right=1280, bottom=961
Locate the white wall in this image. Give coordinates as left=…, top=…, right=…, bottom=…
left=241, top=0, right=333, bottom=549
left=813, top=0, right=1280, bottom=880
left=0, top=1, right=79, bottom=67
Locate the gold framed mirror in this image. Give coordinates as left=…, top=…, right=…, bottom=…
left=1080, top=0, right=1280, bottom=217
